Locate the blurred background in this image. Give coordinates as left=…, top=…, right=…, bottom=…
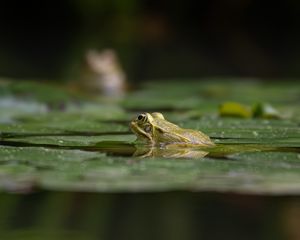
left=0, top=0, right=300, bottom=81
left=0, top=192, right=299, bottom=240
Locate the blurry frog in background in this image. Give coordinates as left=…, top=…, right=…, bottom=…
left=130, top=112, right=214, bottom=147
left=83, top=49, right=127, bottom=97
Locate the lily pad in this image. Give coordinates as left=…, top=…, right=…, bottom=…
left=252, top=102, right=281, bottom=119
left=0, top=146, right=299, bottom=194
left=219, top=102, right=252, bottom=118
left=0, top=79, right=299, bottom=194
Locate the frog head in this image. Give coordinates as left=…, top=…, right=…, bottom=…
left=130, top=112, right=167, bottom=145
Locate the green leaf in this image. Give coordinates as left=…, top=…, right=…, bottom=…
left=219, top=102, right=252, bottom=118
left=0, top=79, right=299, bottom=194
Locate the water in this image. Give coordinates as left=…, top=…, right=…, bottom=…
left=0, top=191, right=298, bottom=240
left=1, top=132, right=299, bottom=159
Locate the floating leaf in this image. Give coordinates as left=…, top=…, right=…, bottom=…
left=0, top=80, right=299, bottom=194
left=252, top=102, right=281, bottom=119
left=219, top=102, right=252, bottom=118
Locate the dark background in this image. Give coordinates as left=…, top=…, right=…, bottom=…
left=0, top=0, right=300, bottom=81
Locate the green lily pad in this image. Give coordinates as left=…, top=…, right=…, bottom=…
left=0, top=79, right=299, bottom=194
left=252, top=102, right=281, bottom=119
left=0, top=79, right=77, bottom=104
left=0, top=146, right=299, bottom=194
left=219, top=102, right=252, bottom=118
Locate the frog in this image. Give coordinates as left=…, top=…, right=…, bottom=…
left=130, top=112, right=214, bottom=146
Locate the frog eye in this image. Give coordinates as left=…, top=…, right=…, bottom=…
left=144, top=125, right=152, bottom=133
left=137, top=113, right=147, bottom=122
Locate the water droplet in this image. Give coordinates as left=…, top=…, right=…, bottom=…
left=263, top=120, right=269, bottom=124
left=252, top=131, right=258, bottom=137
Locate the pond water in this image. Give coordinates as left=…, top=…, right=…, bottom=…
left=1, top=132, right=300, bottom=158
left=0, top=191, right=299, bottom=240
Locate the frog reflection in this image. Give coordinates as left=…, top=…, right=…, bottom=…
left=133, top=144, right=208, bottom=158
